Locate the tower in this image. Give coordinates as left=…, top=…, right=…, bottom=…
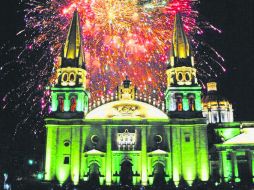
left=165, top=13, right=209, bottom=186
left=50, top=10, right=89, bottom=118
left=165, top=13, right=202, bottom=118
left=44, top=11, right=89, bottom=184
left=202, top=81, right=234, bottom=123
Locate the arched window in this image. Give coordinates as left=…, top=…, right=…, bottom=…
left=62, top=73, right=68, bottom=82
left=69, top=72, right=76, bottom=86
left=70, top=96, right=77, bottom=112
left=58, top=96, right=64, bottom=112
left=185, top=72, right=191, bottom=82
left=188, top=95, right=195, bottom=111
left=176, top=95, right=183, bottom=111
left=69, top=73, right=75, bottom=82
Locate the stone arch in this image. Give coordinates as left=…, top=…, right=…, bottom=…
left=69, top=95, right=78, bottom=112
left=153, top=162, right=166, bottom=186
left=120, top=158, right=133, bottom=185
left=175, top=94, right=183, bottom=111
left=187, top=93, right=196, bottom=111
left=88, top=162, right=100, bottom=185
left=57, top=95, right=65, bottom=112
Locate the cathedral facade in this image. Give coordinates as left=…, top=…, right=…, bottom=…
left=44, top=11, right=254, bottom=186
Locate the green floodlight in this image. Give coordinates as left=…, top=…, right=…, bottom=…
left=37, top=172, right=44, bottom=180
left=28, top=159, right=34, bottom=165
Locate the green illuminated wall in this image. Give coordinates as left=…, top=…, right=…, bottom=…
left=171, top=123, right=209, bottom=186
left=44, top=118, right=211, bottom=186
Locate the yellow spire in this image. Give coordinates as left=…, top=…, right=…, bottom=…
left=172, top=13, right=191, bottom=59
left=63, top=10, right=85, bottom=68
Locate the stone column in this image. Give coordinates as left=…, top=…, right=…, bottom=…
left=197, top=126, right=209, bottom=181
left=219, top=151, right=232, bottom=182
left=71, top=127, right=81, bottom=185
left=141, top=126, right=147, bottom=185
left=218, top=151, right=224, bottom=181
left=51, top=93, right=58, bottom=111
left=208, top=110, right=212, bottom=123
left=106, top=126, right=112, bottom=185
left=170, top=93, right=176, bottom=111
left=183, top=93, right=189, bottom=111
left=195, top=92, right=202, bottom=111
left=45, top=127, right=57, bottom=180
left=80, top=126, right=90, bottom=180
left=64, top=93, right=70, bottom=111
left=248, top=151, right=254, bottom=183
left=172, top=127, right=181, bottom=187
left=230, top=151, right=239, bottom=182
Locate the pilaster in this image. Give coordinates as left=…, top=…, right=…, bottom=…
left=71, top=127, right=81, bottom=185
left=106, top=126, right=112, bottom=185
left=45, top=127, right=57, bottom=180
left=141, top=126, right=148, bottom=185
left=172, top=127, right=181, bottom=186
left=230, top=151, right=239, bottom=182
left=248, top=151, right=254, bottom=183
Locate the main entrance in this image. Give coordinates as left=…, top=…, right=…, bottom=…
left=120, top=160, right=133, bottom=185
left=88, top=163, right=100, bottom=185
left=153, top=163, right=166, bottom=185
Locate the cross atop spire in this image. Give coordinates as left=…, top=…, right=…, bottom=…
left=62, top=10, right=85, bottom=69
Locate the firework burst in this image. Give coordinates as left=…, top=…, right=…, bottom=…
left=0, top=0, right=225, bottom=135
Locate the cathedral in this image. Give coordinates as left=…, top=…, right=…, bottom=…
left=44, top=11, right=254, bottom=186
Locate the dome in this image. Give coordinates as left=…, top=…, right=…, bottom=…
left=86, top=100, right=169, bottom=120
left=202, top=81, right=232, bottom=110
left=202, top=91, right=228, bottom=104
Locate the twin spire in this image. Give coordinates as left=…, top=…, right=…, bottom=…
left=172, top=13, right=191, bottom=59
left=61, top=11, right=192, bottom=69
left=170, top=13, right=194, bottom=67
left=62, top=10, right=85, bottom=69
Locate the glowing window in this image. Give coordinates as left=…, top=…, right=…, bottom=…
left=62, top=73, right=68, bottom=82
left=176, top=95, right=183, bottom=111
left=64, top=140, right=70, bottom=147
left=70, top=96, right=77, bottom=112
left=91, top=135, right=99, bottom=144
left=154, top=135, right=163, bottom=144
left=58, top=96, right=64, bottom=112
left=69, top=73, right=75, bottom=82
left=177, top=72, right=183, bottom=81
left=117, top=129, right=136, bottom=151
left=188, top=95, right=195, bottom=111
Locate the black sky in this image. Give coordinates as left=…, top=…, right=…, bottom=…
left=0, top=0, right=253, bottom=146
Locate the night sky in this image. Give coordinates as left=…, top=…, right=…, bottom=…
left=0, top=0, right=253, bottom=153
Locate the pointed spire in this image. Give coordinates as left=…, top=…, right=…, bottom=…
left=62, top=10, right=85, bottom=68
left=171, top=13, right=191, bottom=59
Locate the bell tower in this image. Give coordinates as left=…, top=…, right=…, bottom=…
left=165, top=13, right=202, bottom=118
left=50, top=10, right=89, bottom=118
left=165, top=13, right=209, bottom=186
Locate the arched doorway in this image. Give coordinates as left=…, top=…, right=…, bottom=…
left=120, top=160, right=133, bottom=185
left=88, top=163, right=100, bottom=185
left=153, top=163, right=166, bottom=186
